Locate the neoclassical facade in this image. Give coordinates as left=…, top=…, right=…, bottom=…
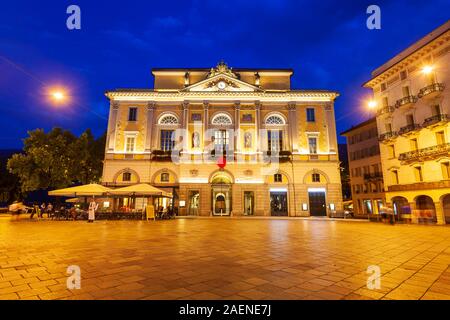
left=364, top=21, right=450, bottom=224
left=102, top=62, right=342, bottom=217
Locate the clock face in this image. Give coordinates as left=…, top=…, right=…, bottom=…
left=217, top=81, right=227, bottom=90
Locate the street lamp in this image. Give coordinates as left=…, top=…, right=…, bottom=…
left=368, top=100, right=377, bottom=110
left=47, top=87, right=69, bottom=105
left=421, top=65, right=434, bottom=74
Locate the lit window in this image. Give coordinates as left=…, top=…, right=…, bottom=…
left=159, top=114, right=179, bottom=125
left=212, top=113, right=232, bottom=125
left=160, top=130, right=175, bottom=151
left=274, top=173, right=282, bottom=182
left=125, top=136, right=136, bottom=153
left=441, top=162, right=450, bottom=179
left=308, top=137, right=317, bottom=154
left=122, top=172, right=131, bottom=182
left=214, top=130, right=229, bottom=152
left=312, top=173, right=320, bottom=182
left=265, top=115, right=285, bottom=125
left=161, top=173, right=169, bottom=182
left=268, top=130, right=283, bottom=152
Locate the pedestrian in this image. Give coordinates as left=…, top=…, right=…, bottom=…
left=46, top=203, right=53, bottom=218
left=40, top=203, right=46, bottom=218
left=88, top=199, right=98, bottom=223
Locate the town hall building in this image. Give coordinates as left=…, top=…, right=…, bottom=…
left=102, top=61, right=342, bottom=217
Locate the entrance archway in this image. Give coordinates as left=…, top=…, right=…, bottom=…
left=392, top=196, right=410, bottom=221
left=415, top=195, right=437, bottom=223
left=442, top=194, right=450, bottom=224
left=210, top=171, right=233, bottom=216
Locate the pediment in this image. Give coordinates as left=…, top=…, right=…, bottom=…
left=183, top=73, right=262, bottom=93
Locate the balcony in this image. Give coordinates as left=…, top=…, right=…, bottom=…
left=398, top=123, right=421, bottom=136
left=398, top=142, right=450, bottom=163
left=378, top=131, right=398, bottom=142
left=263, top=150, right=292, bottom=163
left=395, top=95, right=417, bottom=109
left=418, top=83, right=445, bottom=100
left=423, top=114, right=450, bottom=128
left=363, top=172, right=383, bottom=181
left=151, top=150, right=179, bottom=161
left=376, top=105, right=395, bottom=116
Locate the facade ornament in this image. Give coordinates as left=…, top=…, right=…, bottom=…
left=112, top=102, right=120, bottom=110
left=207, top=60, right=238, bottom=79
left=287, top=102, right=296, bottom=110
left=254, top=72, right=260, bottom=87
left=190, top=169, right=199, bottom=177
left=244, top=169, right=253, bottom=176
left=147, top=101, right=156, bottom=111
left=182, top=101, right=189, bottom=110
left=203, top=101, right=209, bottom=110
left=184, top=72, right=190, bottom=87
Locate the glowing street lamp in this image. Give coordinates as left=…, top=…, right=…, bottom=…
left=368, top=100, right=377, bottom=110
left=47, top=87, right=69, bottom=105
left=421, top=65, right=434, bottom=74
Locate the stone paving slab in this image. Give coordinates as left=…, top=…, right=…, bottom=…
left=0, top=215, right=449, bottom=300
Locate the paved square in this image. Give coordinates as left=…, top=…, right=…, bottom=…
left=0, top=216, right=450, bottom=300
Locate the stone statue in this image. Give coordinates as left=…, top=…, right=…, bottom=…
left=244, top=132, right=252, bottom=148
left=192, top=132, right=200, bottom=148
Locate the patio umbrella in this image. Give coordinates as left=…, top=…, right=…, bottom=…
left=65, top=198, right=81, bottom=203
left=108, top=183, right=172, bottom=197
left=48, top=183, right=112, bottom=197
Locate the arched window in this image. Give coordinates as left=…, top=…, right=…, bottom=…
left=158, top=114, right=179, bottom=125
left=265, top=114, right=285, bottom=125
left=211, top=113, right=232, bottom=125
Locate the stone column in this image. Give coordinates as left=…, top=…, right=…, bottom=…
left=107, top=102, right=120, bottom=152
left=288, top=102, right=298, bottom=152
left=325, top=103, right=338, bottom=153
left=203, top=101, right=209, bottom=155
left=234, top=101, right=240, bottom=153
left=255, top=101, right=261, bottom=152
left=144, top=102, right=155, bottom=153
left=435, top=202, right=445, bottom=225
left=182, top=101, right=189, bottom=150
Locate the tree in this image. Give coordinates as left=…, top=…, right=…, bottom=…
left=7, top=128, right=105, bottom=194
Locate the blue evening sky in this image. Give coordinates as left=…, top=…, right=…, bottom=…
left=0, top=0, right=449, bottom=148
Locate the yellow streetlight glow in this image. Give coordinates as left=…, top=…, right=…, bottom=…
left=368, top=100, right=377, bottom=109
left=52, top=91, right=65, bottom=101
left=422, top=65, right=434, bottom=74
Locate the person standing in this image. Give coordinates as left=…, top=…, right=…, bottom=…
left=40, top=203, right=46, bottom=218
left=88, top=200, right=98, bottom=223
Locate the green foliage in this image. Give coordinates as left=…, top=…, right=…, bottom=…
left=7, top=128, right=105, bottom=193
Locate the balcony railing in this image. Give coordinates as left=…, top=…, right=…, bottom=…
left=363, top=172, right=383, bottom=181
left=398, top=142, right=450, bottom=162
left=395, top=95, right=417, bottom=108
left=151, top=150, right=179, bottom=161
left=418, top=83, right=445, bottom=99
left=378, top=131, right=398, bottom=141
left=376, top=105, right=395, bottom=116
left=398, top=123, right=421, bottom=135
left=263, top=150, right=292, bottom=163
left=423, top=114, right=450, bottom=127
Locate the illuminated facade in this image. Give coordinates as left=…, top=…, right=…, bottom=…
left=364, top=21, right=450, bottom=224
left=341, top=118, right=386, bottom=217
left=103, top=62, right=342, bottom=217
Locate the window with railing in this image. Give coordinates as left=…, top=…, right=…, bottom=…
left=268, top=130, right=283, bottom=152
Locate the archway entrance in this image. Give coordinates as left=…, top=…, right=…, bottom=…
left=392, top=196, right=410, bottom=221
left=442, top=194, right=450, bottom=224
left=211, top=172, right=232, bottom=216
left=415, top=195, right=437, bottom=223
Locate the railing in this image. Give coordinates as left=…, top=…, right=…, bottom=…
left=418, top=83, right=445, bottom=98
left=398, top=123, right=421, bottom=135
left=363, top=172, right=383, bottom=180
left=395, top=95, right=417, bottom=108
left=263, top=150, right=292, bottom=163
left=423, top=114, right=449, bottom=127
left=378, top=131, right=398, bottom=141
left=398, top=142, right=450, bottom=162
left=388, top=180, right=450, bottom=192
left=151, top=150, right=178, bottom=161
left=377, top=105, right=395, bottom=116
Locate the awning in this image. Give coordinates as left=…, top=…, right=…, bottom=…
left=108, top=183, right=172, bottom=197
left=49, top=183, right=112, bottom=197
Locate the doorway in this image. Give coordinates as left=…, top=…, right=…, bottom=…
left=188, top=190, right=199, bottom=215
left=244, top=191, right=254, bottom=215
left=211, top=172, right=232, bottom=216
left=270, top=191, right=288, bottom=216
left=309, top=190, right=326, bottom=216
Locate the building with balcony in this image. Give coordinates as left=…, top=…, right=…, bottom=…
left=102, top=61, right=342, bottom=217
left=341, top=118, right=385, bottom=218
left=364, top=20, right=450, bottom=224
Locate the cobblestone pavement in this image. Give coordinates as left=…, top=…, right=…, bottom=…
left=0, top=215, right=450, bottom=300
